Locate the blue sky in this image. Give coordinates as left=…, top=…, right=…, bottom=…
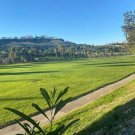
left=0, top=0, right=135, bottom=44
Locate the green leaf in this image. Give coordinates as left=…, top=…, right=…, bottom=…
left=40, top=88, right=52, bottom=109
left=32, top=103, right=50, bottom=122
left=50, top=125, right=65, bottom=135
left=24, top=123, right=32, bottom=129
left=52, top=87, right=57, bottom=99
left=5, top=108, right=45, bottom=135
left=62, top=87, right=69, bottom=96
left=55, top=87, right=69, bottom=104
left=60, top=119, right=79, bottom=135
left=16, top=120, right=31, bottom=135
left=54, top=100, right=66, bottom=117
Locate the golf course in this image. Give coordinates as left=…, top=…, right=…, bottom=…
left=1, top=55, right=135, bottom=126
left=1, top=0, right=135, bottom=134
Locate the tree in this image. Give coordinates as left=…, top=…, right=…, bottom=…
left=54, top=47, right=58, bottom=58
left=122, top=11, right=135, bottom=53
left=8, top=46, right=18, bottom=63
left=66, top=47, right=75, bottom=58
left=58, top=45, right=65, bottom=58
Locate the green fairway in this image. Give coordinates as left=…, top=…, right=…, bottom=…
left=0, top=56, right=135, bottom=125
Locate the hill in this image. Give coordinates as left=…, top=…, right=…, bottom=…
left=0, top=36, right=127, bottom=64
left=0, top=36, right=75, bottom=49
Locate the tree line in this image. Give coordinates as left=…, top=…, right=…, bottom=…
left=0, top=43, right=127, bottom=64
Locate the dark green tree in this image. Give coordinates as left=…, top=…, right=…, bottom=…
left=122, top=11, right=135, bottom=53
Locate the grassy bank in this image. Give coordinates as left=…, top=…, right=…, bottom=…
left=52, top=79, right=135, bottom=134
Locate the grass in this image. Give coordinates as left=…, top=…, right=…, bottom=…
left=0, top=56, right=135, bottom=126
left=52, top=79, right=135, bottom=135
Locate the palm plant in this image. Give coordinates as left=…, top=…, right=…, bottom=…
left=5, top=87, right=79, bottom=135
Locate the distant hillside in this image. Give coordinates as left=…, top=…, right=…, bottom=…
left=0, top=36, right=128, bottom=64
left=0, top=36, right=76, bottom=49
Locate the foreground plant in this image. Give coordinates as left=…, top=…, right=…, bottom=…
left=5, top=87, right=79, bottom=135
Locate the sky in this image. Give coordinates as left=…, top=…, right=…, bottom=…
left=0, top=0, right=135, bottom=45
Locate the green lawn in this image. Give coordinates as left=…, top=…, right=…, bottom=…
left=0, top=56, right=135, bottom=125
left=52, top=79, right=135, bottom=135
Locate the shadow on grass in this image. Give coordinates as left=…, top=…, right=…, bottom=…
left=0, top=97, right=42, bottom=101
left=77, top=98, right=135, bottom=135
left=82, top=61, right=135, bottom=67
left=0, top=64, right=32, bottom=69
left=0, top=71, right=59, bottom=76
left=99, top=63, right=135, bottom=67
left=0, top=79, right=42, bottom=83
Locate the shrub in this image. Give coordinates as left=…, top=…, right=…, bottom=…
left=5, top=87, right=79, bottom=135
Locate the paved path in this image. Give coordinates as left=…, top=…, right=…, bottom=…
left=1, top=74, right=135, bottom=135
